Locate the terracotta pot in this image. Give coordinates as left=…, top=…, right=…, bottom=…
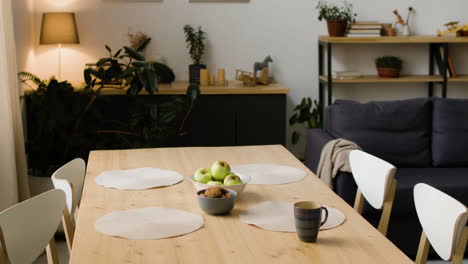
left=377, top=67, right=401, bottom=78
left=326, top=19, right=348, bottom=37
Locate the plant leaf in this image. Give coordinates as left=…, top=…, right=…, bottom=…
left=84, top=69, right=92, bottom=85
left=186, top=84, right=200, bottom=101
left=131, top=61, right=146, bottom=67
left=148, top=104, right=158, bottom=121
left=127, top=77, right=142, bottom=96
left=142, top=69, right=158, bottom=94
left=292, top=131, right=300, bottom=145
left=105, top=45, right=112, bottom=53
left=114, top=49, right=122, bottom=58
left=289, top=113, right=298, bottom=126
left=96, top=58, right=112, bottom=66
left=136, top=38, right=152, bottom=52
left=124, top=46, right=145, bottom=61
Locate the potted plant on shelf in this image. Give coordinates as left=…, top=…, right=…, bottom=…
left=316, top=0, right=356, bottom=37
left=375, top=56, right=403, bottom=78
left=184, top=25, right=206, bottom=84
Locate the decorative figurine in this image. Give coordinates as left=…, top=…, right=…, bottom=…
left=436, top=21, right=468, bottom=36
left=254, top=56, right=273, bottom=75
left=392, top=7, right=414, bottom=36
left=236, top=69, right=256, bottom=86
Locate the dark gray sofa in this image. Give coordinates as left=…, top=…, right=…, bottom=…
left=305, top=98, right=468, bottom=257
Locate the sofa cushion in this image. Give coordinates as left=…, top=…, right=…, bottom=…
left=326, top=98, right=432, bottom=167
left=432, top=98, right=468, bottom=167
left=391, top=168, right=468, bottom=214
left=334, top=168, right=468, bottom=215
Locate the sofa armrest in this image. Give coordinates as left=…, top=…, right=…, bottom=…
left=304, top=128, right=335, bottom=173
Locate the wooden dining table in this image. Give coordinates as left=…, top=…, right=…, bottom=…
left=70, top=145, right=413, bottom=263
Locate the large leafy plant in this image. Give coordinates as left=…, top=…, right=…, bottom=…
left=289, top=98, right=323, bottom=145
left=184, top=25, right=206, bottom=65
left=20, top=40, right=200, bottom=175
left=316, top=0, right=356, bottom=22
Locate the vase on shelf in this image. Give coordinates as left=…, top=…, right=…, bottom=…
left=189, top=64, right=206, bottom=84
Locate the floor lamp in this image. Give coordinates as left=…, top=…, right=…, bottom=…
left=40, top=12, right=80, bottom=80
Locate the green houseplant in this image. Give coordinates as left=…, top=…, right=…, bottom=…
left=289, top=98, right=323, bottom=145
left=316, top=0, right=356, bottom=37
left=184, top=25, right=206, bottom=84
left=375, top=56, right=403, bottom=78
left=20, top=40, right=200, bottom=176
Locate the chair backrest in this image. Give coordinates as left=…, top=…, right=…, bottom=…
left=51, top=158, right=86, bottom=215
left=0, top=189, right=65, bottom=264
left=349, top=150, right=396, bottom=210
left=414, top=183, right=468, bottom=262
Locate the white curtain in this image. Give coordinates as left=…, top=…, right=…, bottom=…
left=0, top=0, right=30, bottom=211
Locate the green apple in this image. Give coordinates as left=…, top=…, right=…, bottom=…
left=193, top=168, right=212, bottom=184
left=224, top=174, right=242, bottom=185
left=211, top=161, right=231, bottom=181
left=207, top=181, right=223, bottom=186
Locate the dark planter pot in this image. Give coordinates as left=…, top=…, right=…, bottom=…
left=326, top=19, right=348, bottom=37
left=377, top=67, right=401, bottom=78
left=189, top=64, right=207, bottom=84
left=459, top=30, right=468, bottom=37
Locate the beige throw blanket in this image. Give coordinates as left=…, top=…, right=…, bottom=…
left=317, top=139, right=361, bottom=188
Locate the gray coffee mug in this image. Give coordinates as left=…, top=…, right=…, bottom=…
left=294, top=201, right=329, bottom=242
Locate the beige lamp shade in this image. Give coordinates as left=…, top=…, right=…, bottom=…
left=40, top=12, right=79, bottom=45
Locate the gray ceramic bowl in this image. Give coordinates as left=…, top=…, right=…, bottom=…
left=197, top=189, right=237, bottom=215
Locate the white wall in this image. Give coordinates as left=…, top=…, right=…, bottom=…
left=12, top=0, right=468, bottom=156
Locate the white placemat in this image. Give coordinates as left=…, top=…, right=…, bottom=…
left=95, top=168, right=184, bottom=190
left=95, top=207, right=204, bottom=240
left=239, top=201, right=345, bottom=232
left=232, top=164, right=307, bottom=185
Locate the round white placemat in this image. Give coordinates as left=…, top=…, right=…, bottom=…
left=231, top=164, right=307, bottom=185
left=95, top=207, right=204, bottom=240
left=239, top=201, right=345, bottom=232
left=95, top=168, right=184, bottom=190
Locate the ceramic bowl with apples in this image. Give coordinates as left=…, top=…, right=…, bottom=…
left=189, top=161, right=251, bottom=194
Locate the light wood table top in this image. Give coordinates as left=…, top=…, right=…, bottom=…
left=319, top=35, right=468, bottom=43
left=71, top=145, right=412, bottom=264
left=97, top=81, right=289, bottom=95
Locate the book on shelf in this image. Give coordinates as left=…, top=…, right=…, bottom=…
left=334, top=71, right=361, bottom=79
left=352, top=21, right=379, bottom=24
left=347, top=33, right=381, bottom=37
left=350, top=21, right=382, bottom=30
left=348, top=29, right=381, bottom=34
left=350, top=25, right=383, bottom=29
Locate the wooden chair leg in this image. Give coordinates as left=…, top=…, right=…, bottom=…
left=377, top=179, right=397, bottom=236
left=46, top=237, right=59, bottom=264
left=353, top=189, right=364, bottom=214
left=0, top=227, right=9, bottom=264
left=452, top=226, right=468, bottom=264
left=62, top=208, right=75, bottom=253
left=415, top=232, right=430, bottom=264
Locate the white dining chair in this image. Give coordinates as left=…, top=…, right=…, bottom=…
left=51, top=158, right=86, bottom=252
left=349, top=150, right=398, bottom=236
left=0, top=189, right=66, bottom=264
left=414, top=183, right=468, bottom=264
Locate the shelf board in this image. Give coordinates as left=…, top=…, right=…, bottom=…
left=448, top=75, right=468, bottom=82
left=320, top=75, right=444, bottom=83
left=319, top=35, right=468, bottom=44
left=97, top=81, right=289, bottom=95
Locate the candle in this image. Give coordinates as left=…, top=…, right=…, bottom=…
left=217, top=68, right=225, bottom=85
left=210, top=74, right=215, bottom=86
left=200, top=69, right=209, bottom=86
